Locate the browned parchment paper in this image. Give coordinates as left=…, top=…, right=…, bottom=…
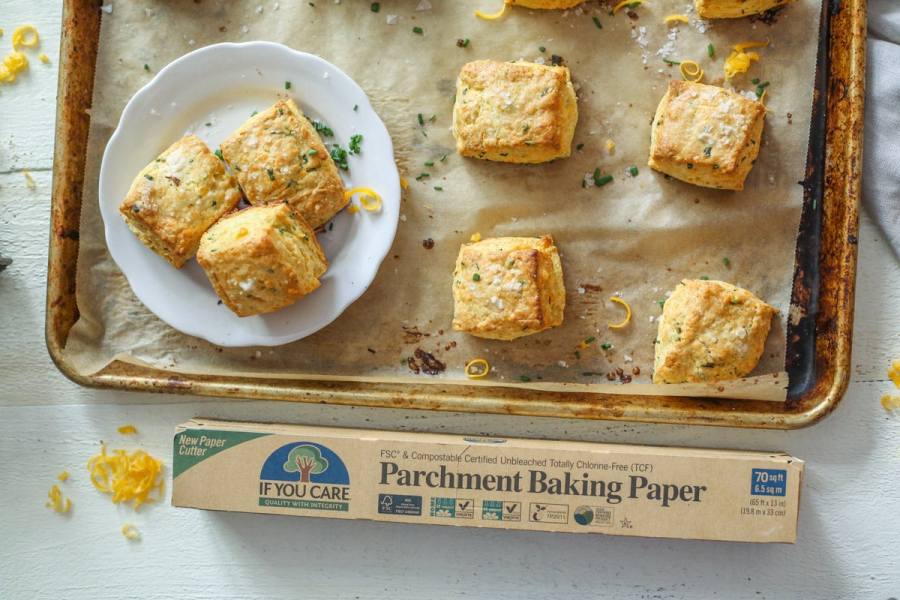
left=64, top=0, right=823, bottom=401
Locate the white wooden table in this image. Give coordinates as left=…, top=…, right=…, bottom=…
left=1, top=3, right=898, bottom=598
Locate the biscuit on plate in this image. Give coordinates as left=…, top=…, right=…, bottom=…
left=653, top=279, right=777, bottom=384
left=197, top=202, right=328, bottom=318
left=219, top=99, right=347, bottom=229
left=119, top=134, right=242, bottom=269
left=694, top=0, right=798, bottom=19
left=648, top=80, right=766, bottom=190
left=452, top=235, right=565, bottom=340
left=452, top=60, right=578, bottom=164
left=505, top=0, right=588, bottom=8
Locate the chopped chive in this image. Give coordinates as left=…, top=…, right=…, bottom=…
left=595, top=174, right=614, bottom=186
left=400, top=358, right=406, bottom=364
left=413, top=26, right=423, bottom=34
left=704, top=146, right=712, bottom=156
left=251, top=110, right=258, bottom=117
left=308, top=149, right=318, bottom=156
left=473, top=274, right=481, bottom=281
left=593, top=168, right=602, bottom=181
left=723, top=257, right=730, bottom=266
left=285, top=81, right=292, bottom=90
left=662, top=57, right=681, bottom=65
left=371, top=2, right=379, bottom=11
left=574, top=350, right=581, bottom=359
left=520, top=375, right=531, bottom=382
left=417, top=113, right=424, bottom=125
left=462, top=38, right=470, bottom=47
left=353, top=104, right=359, bottom=111
left=267, top=168, right=275, bottom=180
left=600, top=343, right=612, bottom=350
left=440, top=155, right=447, bottom=162
left=708, top=43, right=714, bottom=58
left=584, top=336, right=595, bottom=345
left=329, top=222, right=334, bottom=231
left=757, top=80, right=770, bottom=91
left=751, top=77, right=760, bottom=84
left=415, top=172, right=430, bottom=180
left=422, top=130, right=427, bottom=137
left=424, top=161, right=434, bottom=166
left=205, top=122, right=212, bottom=127
left=582, top=180, right=587, bottom=189
left=428, top=114, right=436, bottom=121
left=214, top=149, right=224, bottom=160
left=434, top=186, right=443, bottom=191
left=539, top=46, right=546, bottom=52
left=628, top=166, right=638, bottom=176
left=756, top=87, right=765, bottom=97
left=592, top=17, right=603, bottom=29
left=143, top=64, right=149, bottom=71
left=144, top=174, right=153, bottom=180
left=658, top=300, right=665, bottom=307
left=576, top=143, right=584, bottom=150
left=700, top=276, right=709, bottom=280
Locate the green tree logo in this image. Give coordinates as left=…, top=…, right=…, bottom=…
left=283, top=445, right=329, bottom=482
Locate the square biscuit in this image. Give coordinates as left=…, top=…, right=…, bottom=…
left=694, top=0, right=798, bottom=19
left=506, top=0, right=588, bottom=8
left=648, top=80, right=766, bottom=190
left=219, top=99, right=347, bottom=229
left=196, top=202, right=328, bottom=318
left=452, top=60, right=578, bottom=164
left=452, top=235, right=565, bottom=340
left=119, top=134, right=242, bottom=269
left=653, top=279, right=777, bottom=384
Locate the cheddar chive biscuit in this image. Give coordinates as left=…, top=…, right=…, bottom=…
left=220, top=99, right=347, bottom=229
left=653, top=279, right=777, bottom=384
left=648, top=80, right=766, bottom=190
left=452, top=60, right=578, bottom=164
left=452, top=235, right=565, bottom=340
left=119, top=135, right=242, bottom=269
left=197, top=203, right=328, bottom=318
left=694, top=0, right=798, bottom=19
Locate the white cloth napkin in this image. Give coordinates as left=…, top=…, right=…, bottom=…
left=863, top=0, right=900, bottom=255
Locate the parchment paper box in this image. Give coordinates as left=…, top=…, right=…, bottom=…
left=172, top=418, right=803, bottom=543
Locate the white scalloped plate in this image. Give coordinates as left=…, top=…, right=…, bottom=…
left=99, top=42, right=399, bottom=347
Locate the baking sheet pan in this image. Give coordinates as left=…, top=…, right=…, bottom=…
left=46, top=0, right=864, bottom=428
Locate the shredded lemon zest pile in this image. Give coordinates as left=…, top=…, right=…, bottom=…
left=470, top=232, right=482, bottom=242
left=118, top=425, right=138, bottom=435
left=605, top=139, right=615, bottom=151
left=663, top=14, right=688, bottom=23
left=475, top=2, right=506, bottom=19
left=87, top=444, right=165, bottom=510
left=882, top=396, right=900, bottom=411
left=723, top=40, right=768, bottom=79
left=613, top=0, right=644, bottom=15
left=46, top=485, right=71, bottom=513
left=607, top=297, right=632, bottom=328
left=57, top=471, right=69, bottom=482
left=11, top=25, right=38, bottom=51
left=759, top=89, right=767, bottom=104
left=348, top=205, right=360, bottom=214
left=345, top=186, right=382, bottom=212
left=122, top=523, right=141, bottom=540
left=679, top=60, right=704, bottom=83
left=399, top=175, right=408, bottom=189
left=23, top=170, right=35, bottom=187
left=465, top=358, right=490, bottom=379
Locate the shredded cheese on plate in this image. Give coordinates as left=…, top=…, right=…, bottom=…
left=57, top=471, right=69, bottom=482
left=723, top=40, right=768, bottom=79
left=679, top=60, right=704, bottom=83
left=122, top=523, right=141, bottom=540
left=118, top=425, right=138, bottom=435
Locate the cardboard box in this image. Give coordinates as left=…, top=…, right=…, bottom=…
left=172, top=418, right=803, bottom=543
